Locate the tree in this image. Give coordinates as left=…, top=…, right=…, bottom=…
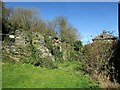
left=53, top=16, right=78, bottom=44
left=8, top=7, right=39, bottom=31
left=46, top=20, right=57, bottom=37
left=30, top=19, right=48, bottom=34
left=1, top=2, right=11, bottom=40
left=1, top=2, right=10, bottom=21
left=74, top=40, right=82, bottom=51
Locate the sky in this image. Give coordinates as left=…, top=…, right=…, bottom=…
left=5, top=2, right=118, bottom=44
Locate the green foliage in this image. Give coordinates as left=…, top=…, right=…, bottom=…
left=30, top=42, right=42, bottom=66
left=61, top=42, right=82, bottom=61
left=74, top=40, right=82, bottom=51
left=44, top=36, right=63, bottom=61
left=52, top=46, right=62, bottom=61
left=2, top=30, right=56, bottom=68
left=1, top=4, right=101, bottom=87
left=2, top=4, right=82, bottom=63
left=27, top=33, right=55, bottom=68
left=44, top=36, right=53, bottom=52
left=2, top=3, right=120, bottom=88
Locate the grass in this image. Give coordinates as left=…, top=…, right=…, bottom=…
left=2, top=62, right=99, bottom=88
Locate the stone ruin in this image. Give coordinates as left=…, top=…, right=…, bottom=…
left=2, top=29, right=55, bottom=62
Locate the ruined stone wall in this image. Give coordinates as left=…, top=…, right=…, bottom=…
left=2, top=29, right=55, bottom=63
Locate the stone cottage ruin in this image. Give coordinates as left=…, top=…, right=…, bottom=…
left=92, top=30, right=117, bottom=43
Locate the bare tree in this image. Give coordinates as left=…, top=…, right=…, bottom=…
left=53, top=16, right=78, bottom=44
left=8, top=7, right=39, bottom=31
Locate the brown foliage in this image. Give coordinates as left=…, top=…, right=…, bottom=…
left=82, top=40, right=118, bottom=83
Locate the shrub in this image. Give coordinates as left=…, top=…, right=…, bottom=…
left=109, top=40, right=120, bottom=83
left=44, top=36, right=63, bottom=61
left=27, top=33, right=55, bottom=68
left=74, top=40, right=82, bottom=51
left=82, top=40, right=118, bottom=82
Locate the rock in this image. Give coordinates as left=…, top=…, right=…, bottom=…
left=3, top=29, right=55, bottom=63
left=31, top=32, right=54, bottom=61
left=15, top=30, right=27, bottom=46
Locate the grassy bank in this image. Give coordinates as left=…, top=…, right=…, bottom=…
left=2, top=62, right=99, bottom=88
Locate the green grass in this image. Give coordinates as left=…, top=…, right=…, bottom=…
left=2, top=62, right=99, bottom=88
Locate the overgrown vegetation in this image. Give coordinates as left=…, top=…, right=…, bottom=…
left=82, top=38, right=120, bottom=87
left=1, top=2, right=120, bottom=88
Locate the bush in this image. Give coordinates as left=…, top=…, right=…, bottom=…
left=27, top=33, right=55, bottom=68
left=44, top=36, right=63, bottom=61
left=109, top=40, right=120, bottom=83
left=74, top=40, right=82, bottom=51
left=82, top=40, right=118, bottom=82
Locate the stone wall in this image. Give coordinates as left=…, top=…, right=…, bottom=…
left=2, top=29, right=55, bottom=63
left=31, top=32, right=54, bottom=61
